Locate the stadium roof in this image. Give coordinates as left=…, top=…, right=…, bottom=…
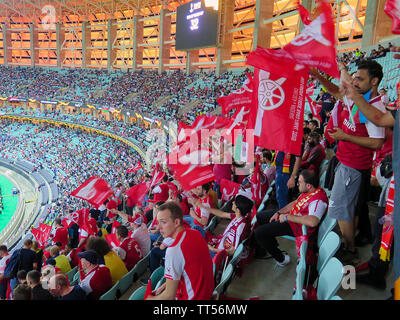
left=0, top=0, right=184, bottom=22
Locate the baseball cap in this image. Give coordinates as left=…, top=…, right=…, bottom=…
left=77, top=250, right=99, bottom=265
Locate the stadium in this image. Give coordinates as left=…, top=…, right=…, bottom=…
left=0, top=0, right=398, bottom=305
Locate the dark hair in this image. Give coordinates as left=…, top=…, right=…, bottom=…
left=262, top=150, right=272, bottom=162
left=158, top=201, right=183, bottom=224
left=314, top=128, right=324, bottom=136
left=234, top=195, right=254, bottom=217
left=55, top=217, right=62, bottom=225
left=17, top=270, right=27, bottom=280
left=303, top=120, right=309, bottom=125
left=299, top=169, right=319, bottom=189
left=86, top=236, right=111, bottom=256
left=116, top=225, right=129, bottom=239
left=310, top=120, right=319, bottom=127
left=357, top=59, right=383, bottom=84
left=308, top=131, right=320, bottom=141
left=303, top=127, right=311, bottom=136
left=13, top=284, right=31, bottom=300
left=202, top=183, right=211, bottom=193
left=26, top=270, right=41, bottom=285
left=155, top=201, right=165, bottom=207
left=0, top=245, right=7, bottom=252
left=162, top=175, right=168, bottom=182
left=24, top=239, right=33, bottom=247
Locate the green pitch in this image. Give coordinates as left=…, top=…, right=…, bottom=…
left=0, top=175, right=18, bottom=233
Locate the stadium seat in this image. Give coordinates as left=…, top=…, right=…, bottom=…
left=292, top=240, right=308, bottom=300
left=316, top=257, right=344, bottom=300
left=330, top=295, right=343, bottom=300
left=130, top=252, right=150, bottom=282
left=99, top=281, right=120, bottom=300
left=317, top=231, right=341, bottom=274
left=128, top=286, right=147, bottom=300
left=70, top=271, right=80, bottom=286
left=149, top=266, right=165, bottom=291
left=205, top=216, right=219, bottom=233
left=317, top=215, right=337, bottom=247
left=212, top=263, right=234, bottom=300
left=65, top=265, right=78, bottom=283
left=118, top=268, right=135, bottom=296
left=229, top=243, right=244, bottom=267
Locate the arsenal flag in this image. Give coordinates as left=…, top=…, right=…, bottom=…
left=127, top=162, right=143, bottom=174
left=284, top=0, right=340, bottom=79
left=385, top=0, right=400, bottom=34
left=246, top=67, right=308, bottom=156
left=31, top=223, right=52, bottom=248
left=105, top=233, right=120, bottom=248
left=217, top=73, right=254, bottom=115
left=298, top=2, right=312, bottom=25
left=111, top=220, right=121, bottom=234
left=149, top=168, right=166, bottom=188
left=70, top=176, right=114, bottom=209
left=305, top=94, right=323, bottom=123
left=62, top=210, right=80, bottom=229
left=220, top=178, right=240, bottom=202
left=250, top=157, right=263, bottom=208
left=125, top=182, right=150, bottom=207
left=168, top=148, right=215, bottom=192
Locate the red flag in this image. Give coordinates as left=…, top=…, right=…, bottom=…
left=143, top=279, right=153, bottom=300
left=250, top=157, right=263, bottom=208
left=70, top=176, right=114, bottom=209
left=149, top=169, right=166, bottom=188
left=62, top=210, right=80, bottom=229
left=127, top=162, right=143, bottom=173
left=305, top=94, right=323, bottom=123
left=105, top=233, right=120, bottom=248
left=298, top=2, right=312, bottom=25
left=168, top=148, right=215, bottom=192
left=385, top=0, right=400, bottom=34
left=219, top=178, right=240, bottom=201
left=111, top=220, right=121, bottom=234
left=306, top=82, right=315, bottom=96
left=31, top=223, right=52, bottom=248
left=217, top=73, right=254, bottom=115
left=246, top=67, right=308, bottom=155
left=284, top=0, right=340, bottom=79
left=125, top=182, right=150, bottom=207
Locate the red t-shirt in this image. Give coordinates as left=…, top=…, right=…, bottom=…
left=326, top=97, right=386, bottom=170
left=193, top=194, right=213, bottom=227
left=80, top=265, right=112, bottom=300
left=118, top=238, right=143, bottom=271
left=164, top=229, right=214, bottom=300
left=153, top=183, right=170, bottom=202
left=52, top=227, right=69, bottom=249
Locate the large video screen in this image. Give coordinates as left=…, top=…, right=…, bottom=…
left=175, top=0, right=219, bottom=51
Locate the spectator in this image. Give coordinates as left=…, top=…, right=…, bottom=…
left=77, top=250, right=112, bottom=300
left=114, top=225, right=143, bottom=271
left=50, top=217, right=69, bottom=249
left=252, top=169, right=328, bottom=275
left=46, top=245, right=71, bottom=275
left=26, top=270, right=53, bottom=300
left=48, top=274, right=87, bottom=300
left=146, top=201, right=214, bottom=300
left=130, top=216, right=151, bottom=257
left=8, top=239, right=38, bottom=291
left=86, top=236, right=128, bottom=285
left=0, top=245, right=11, bottom=300
left=300, top=131, right=326, bottom=175
left=13, top=283, right=31, bottom=300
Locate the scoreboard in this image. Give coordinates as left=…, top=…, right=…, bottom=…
left=175, top=0, right=219, bottom=51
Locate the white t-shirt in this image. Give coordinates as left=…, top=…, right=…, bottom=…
left=0, top=254, right=11, bottom=275
left=131, top=223, right=151, bottom=256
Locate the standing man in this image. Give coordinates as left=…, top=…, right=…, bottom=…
left=312, top=59, right=386, bottom=265
left=146, top=201, right=214, bottom=300
left=0, top=245, right=11, bottom=300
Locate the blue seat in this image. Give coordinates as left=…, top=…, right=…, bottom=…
left=70, top=271, right=80, bottom=286
left=205, top=216, right=219, bottom=233
left=316, top=257, right=344, bottom=300
left=229, top=243, right=244, bottom=267
left=150, top=266, right=165, bottom=291
left=130, top=252, right=150, bottom=282
left=330, top=295, right=343, bottom=300
left=118, top=268, right=135, bottom=296
left=99, top=281, right=120, bottom=300
left=128, top=286, right=147, bottom=300
left=317, top=215, right=337, bottom=247
left=317, top=231, right=341, bottom=273
left=292, top=241, right=308, bottom=300
left=65, top=265, right=78, bottom=283
left=212, top=263, right=234, bottom=300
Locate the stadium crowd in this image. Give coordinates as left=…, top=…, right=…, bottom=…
left=0, top=40, right=398, bottom=301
